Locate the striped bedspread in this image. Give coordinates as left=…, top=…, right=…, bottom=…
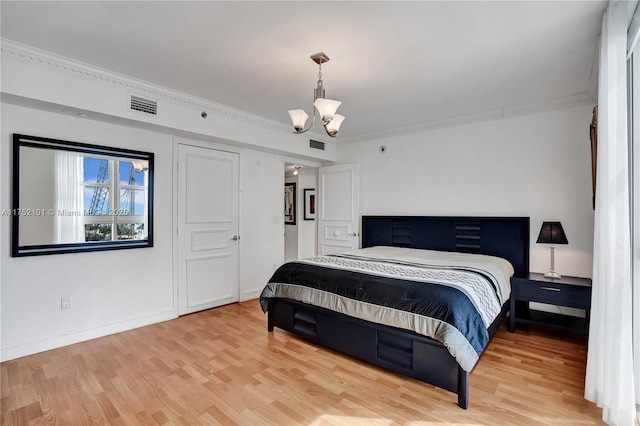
left=259, top=246, right=514, bottom=372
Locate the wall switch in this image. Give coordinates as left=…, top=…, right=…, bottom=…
left=61, top=296, right=71, bottom=310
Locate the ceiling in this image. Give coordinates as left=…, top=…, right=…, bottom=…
left=0, top=1, right=606, bottom=142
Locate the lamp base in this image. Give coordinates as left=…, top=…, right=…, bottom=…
left=544, top=270, right=562, bottom=279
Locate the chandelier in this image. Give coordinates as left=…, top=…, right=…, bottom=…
left=288, top=52, right=345, bottom=137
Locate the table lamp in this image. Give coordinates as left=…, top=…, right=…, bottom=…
left=536, top=221, right=568, bottom=279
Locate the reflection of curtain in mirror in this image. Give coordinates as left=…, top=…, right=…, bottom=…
left=54, top=151, right=84, bottom=243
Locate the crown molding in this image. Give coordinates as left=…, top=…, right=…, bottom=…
left=0, top=38, right=292, bottom=134
left=502, top=92, right=594, bottom=118
left=340, top=92, right=595, bottom=144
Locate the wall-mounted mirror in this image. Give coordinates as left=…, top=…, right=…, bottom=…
left=12, top=134, right=154, bottom=256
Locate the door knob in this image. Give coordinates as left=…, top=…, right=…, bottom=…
left=349, top=232, right=360, bottom=237
left=231, top=235, right=240, bottom=241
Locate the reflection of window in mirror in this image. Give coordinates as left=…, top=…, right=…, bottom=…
left=80, top=157, right=149, bottom=243
left=13, top=134, right=153, bottom=256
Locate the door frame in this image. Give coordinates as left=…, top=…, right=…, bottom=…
left=283, top=158, right=322, bottom=261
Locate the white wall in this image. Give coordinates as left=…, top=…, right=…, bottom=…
left=1, top=103, right=176, bottom=361
left=296, top=167, right=317, bottom=259
left=337, top=105, right=595, bottom=278
left=284, top=175, right=298, bottom=262
left=239, top=150, right=284, bottom=300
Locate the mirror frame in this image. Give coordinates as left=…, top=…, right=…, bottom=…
left=11, top=134, right=154, bottom=257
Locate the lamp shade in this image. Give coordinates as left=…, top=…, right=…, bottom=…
left=313, top=98, right=342, bottom=123
left=288, top=109, right=309, bottom=132
left=536, top=221, right=568, bottom=244
left=324, top=114, right=345, bottom=137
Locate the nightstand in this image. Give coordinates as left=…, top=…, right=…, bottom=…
left=509, top=273, right=592, bottom=336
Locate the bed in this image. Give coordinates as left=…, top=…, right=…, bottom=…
left=260, top=216, right=530, bottom=408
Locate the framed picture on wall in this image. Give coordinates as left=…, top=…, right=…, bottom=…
left=284, top=182, right=296, bottom=225
left=304, top=188, right=316, bottom=220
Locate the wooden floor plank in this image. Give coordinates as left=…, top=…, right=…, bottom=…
left=1, top=300, right=603, bottom=425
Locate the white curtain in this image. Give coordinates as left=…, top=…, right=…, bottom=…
left=632, top=2, right=640, bottom=419
left=585, top=1, right=636, bottom=425
left=54, top=151, right=84, bottom=243
left=634, top=49, right=640, bottom=422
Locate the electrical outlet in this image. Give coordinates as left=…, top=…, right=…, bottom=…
left=61, top=296, right=71, bottom=310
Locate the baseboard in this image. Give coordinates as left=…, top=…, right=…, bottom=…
left=240, top=289, right=262, bottom=302
left=0, top=307, right=177, bottom=362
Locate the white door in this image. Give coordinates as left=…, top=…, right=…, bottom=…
left=178, top=143, right=239, bottom=315
left=317, top=163, right=360, bottom=255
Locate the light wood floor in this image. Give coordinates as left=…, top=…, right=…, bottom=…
left=1, top=301, right=603, bottom=425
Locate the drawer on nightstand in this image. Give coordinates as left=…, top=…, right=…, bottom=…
left=512, top=279, right=590, bottom=309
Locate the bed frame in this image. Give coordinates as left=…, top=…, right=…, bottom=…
left=267, top=216, right=530, bottom=408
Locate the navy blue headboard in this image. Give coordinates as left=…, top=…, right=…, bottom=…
left=361, top=216, right=530, bottom=276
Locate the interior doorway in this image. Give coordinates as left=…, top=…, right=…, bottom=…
left=284, top=162, right=318, bottom=262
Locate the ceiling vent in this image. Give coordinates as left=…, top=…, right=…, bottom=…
left=309, top=139, right=325, bottom=151
left=129, top=95, right=157, bottom=115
